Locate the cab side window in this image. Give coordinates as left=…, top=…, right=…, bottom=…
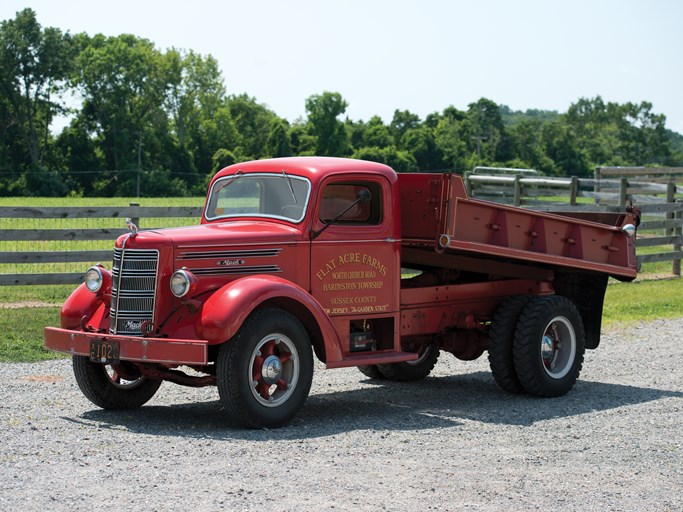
left=319, top=182, right=382, bottom=225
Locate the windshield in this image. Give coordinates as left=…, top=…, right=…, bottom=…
left=205, top=173, right=311, bottom=223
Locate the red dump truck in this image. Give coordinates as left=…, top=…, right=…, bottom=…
left=44, top=157, right=639, bottom=428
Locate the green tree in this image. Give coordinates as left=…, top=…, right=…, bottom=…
left=466, top=98, right=512, bottom=163
left=363, top=116, right=392, bottom=148
left=401, top=126, right=442, bottom=170
left=305, top=91, right=349, bottom=156
left=540, top=121, right=590, bottom=176
left=52, top=118, right=104, bottom=194
left=508, top=119, right=555, bottom=172
left=265, top=117, right=292, bottom=158
left=193, top=104, right=239, bottom=174
left=226, top=94, right=277, bottom=160
left=352, top=146, right=418, bottom=172
left=0, top=8, right=74, bottom=169
left=390, top=109, right=420, bottom=145
left=434, top=107, right=470, bottom=171
left=75, top=33, right=167, bottom=184
left=289, top=121, right=317, bottom=156
left=565, top=96, right=672, bottom=167
left=163, top=49, right=227, bottom=175
left=345, top=118, right=368, bottom=151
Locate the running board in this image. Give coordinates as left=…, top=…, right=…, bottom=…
left=326, top=351, right=418, bottom=369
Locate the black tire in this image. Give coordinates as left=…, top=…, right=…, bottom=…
left=72, top=356, right=162, bottom=409
left=357, top=365, right=386, bottom=379
left=513, top=296, right=585, bottom=397
left=217, top=308, right=313, bottom=429
left=377, top=344, right=439, bottom=382
left=488, top=295, right=531, bottom=394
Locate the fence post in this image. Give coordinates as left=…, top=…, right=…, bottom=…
left=667, top=184, right=680, bottom=276
left=569, top=176, right=578, bottom=206
left=675, top=208, right=682, bottom=277
left=513, top=175, right=521, bottom=206
left=129, top=202, right=140, bottom=229
left=619, top=178, right=628, bottom=207
left=594, top=167, right=601, bottom=205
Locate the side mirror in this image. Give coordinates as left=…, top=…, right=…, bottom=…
left=357, top=188, right=372, bottom=204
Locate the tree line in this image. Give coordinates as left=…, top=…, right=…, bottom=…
left=2, top=8, right=682, bottom=197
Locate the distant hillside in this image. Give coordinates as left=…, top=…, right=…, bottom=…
left=499, top=105, right=561, bottom=126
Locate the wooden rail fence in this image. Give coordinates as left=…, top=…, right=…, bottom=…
left=465, top=171, right=683, bottom=208
left=0, top=205, right=202, bottom=286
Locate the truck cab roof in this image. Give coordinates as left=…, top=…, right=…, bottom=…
left=211, top=156, right=398, bottom=187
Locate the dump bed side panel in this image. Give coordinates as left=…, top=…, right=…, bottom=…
left=442, top=195, right=637, bottom=279
left=397, top=173, right=638, bottom=280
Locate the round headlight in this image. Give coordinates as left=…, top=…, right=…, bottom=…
left=170, top=269, right=192, bottom=298
left=84, top=266, right=103, bottom=293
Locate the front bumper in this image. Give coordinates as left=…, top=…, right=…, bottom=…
left=44, top=327, right=209, bottom=365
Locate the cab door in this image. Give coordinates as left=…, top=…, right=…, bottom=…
left=309, top=174, right=400, bottom=353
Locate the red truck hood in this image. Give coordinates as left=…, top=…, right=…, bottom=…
left=116, top=220, right=301, bottom=250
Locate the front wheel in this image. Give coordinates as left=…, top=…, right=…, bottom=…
left=217, top=308, right=313, bottom=429
left=72, top=356, right=162, bottom=409
left=513, top=296, right=585, bottom=397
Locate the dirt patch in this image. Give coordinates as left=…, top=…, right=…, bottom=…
left=0, top=301, right=59, bottom=309
left=20, top=374, right=64, bottom=383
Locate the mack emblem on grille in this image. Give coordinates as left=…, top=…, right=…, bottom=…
left=124, top=320, right=143, bottom=332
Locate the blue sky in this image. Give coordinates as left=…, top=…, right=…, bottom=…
left=4, top=0, right=683, bottom=133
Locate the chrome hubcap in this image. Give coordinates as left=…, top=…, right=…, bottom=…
left=262, top=355, right=283, bottom=384
left=540, top=317, right=576, bottom=380
left=105, top=364, right=145, bottom=389
left=249, top=334, right=299, bottom=407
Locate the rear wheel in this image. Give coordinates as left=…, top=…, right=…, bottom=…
left=72, top=356, right=162, bottom=409
left=357, top=365, right=385, bottom=379
left=513, top=296, right=585, bottom=397
left=376, top=344, right=439, bottom=381
left=217, top=308, right=313, bottom=428
left=488, top=295, right=531, bottom=394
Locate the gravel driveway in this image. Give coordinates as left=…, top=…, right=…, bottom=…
left=1, top=318, right=682, bottom=511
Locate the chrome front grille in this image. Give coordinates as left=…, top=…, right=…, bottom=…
left=110, top=248, right=159, bottom=336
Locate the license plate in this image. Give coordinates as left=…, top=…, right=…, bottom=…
left=90, top=339, right=120, bottom=364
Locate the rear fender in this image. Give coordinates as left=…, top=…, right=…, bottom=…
left=554, top=271, right=608, bottom=349
left=198, top=275, right=342, bottom=363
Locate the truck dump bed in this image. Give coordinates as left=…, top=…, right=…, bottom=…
left=398, top=173, right=638, bottom=281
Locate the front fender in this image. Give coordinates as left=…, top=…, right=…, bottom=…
left=60, top=283, right=108, bottom=330
left=198, top=275, right=342, bottom=362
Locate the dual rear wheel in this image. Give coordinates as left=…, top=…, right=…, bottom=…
left=488, top=295, right=585, bottom=397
